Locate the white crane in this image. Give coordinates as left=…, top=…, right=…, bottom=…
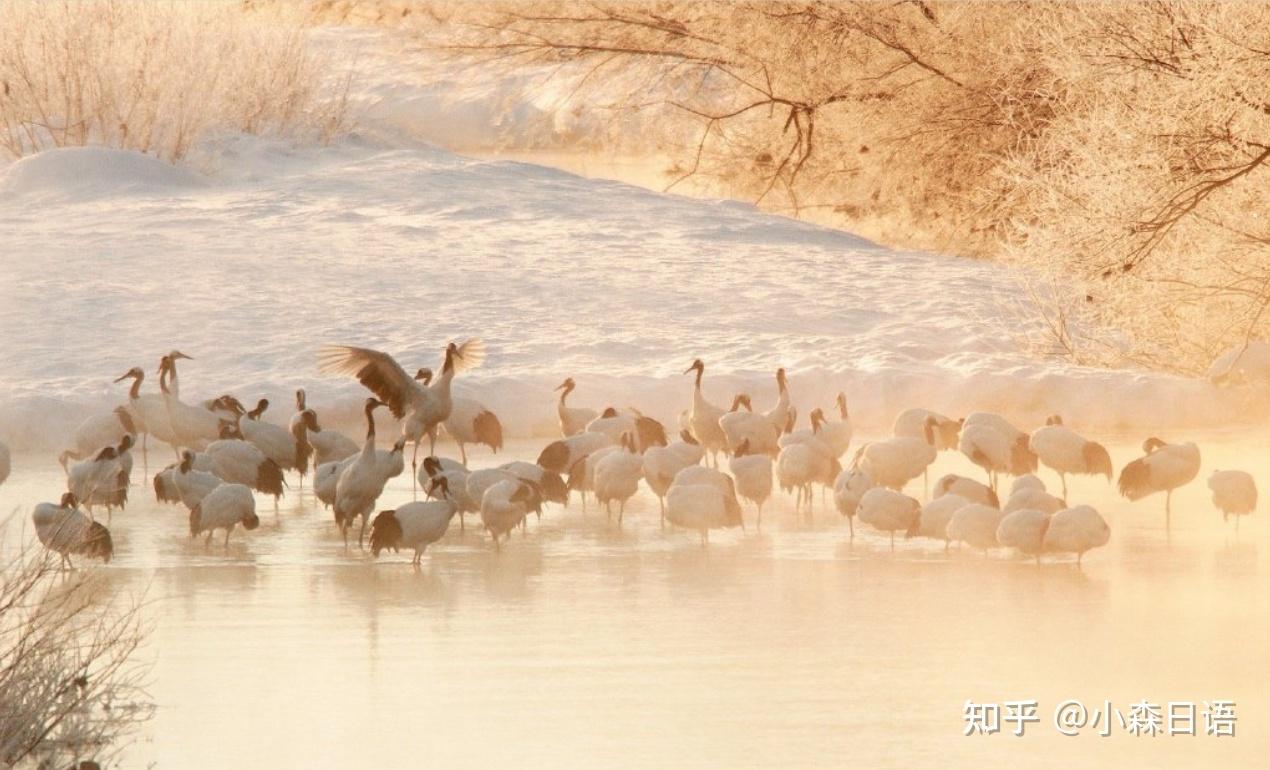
left=665, top=465, right=743, bottom=545
left=642, top=431, right=705, bottom=524
left=536, top=430, right=613, bottom=476
left=729, top=438, right=773, bottom=529
left=854, top=417, right=938, bottom=492
left=946, top=503, right=1004, bottom=552
left=370, top=475, right=460, bottom=565
left=234, top=398, right=312, bottom=481
left=1028, top=415, right=1113, bottom=499
left=319, top=340, right=484, bottom=485
left=443, top=394, right=504, bottom=465
left=1043, top=505, right=1111, bottom=566
left=498, top=461, right=569, bottom=506
left=719, top=394, right=780, bottom=456
left=593, top=432, right=645, bottom=523
left=203, top=424, right=286, bottom=503
left=761, top=368, right=794, bottom=435
left=1207, top=470, right=1257, bottom=530
left=157, top=353, right=223, bottom=452
left=307, top=412, right=359, bottom=468
left=65, top=443, right=129, bottom=516
left=334, top=398, right=396, bottom=547
left=1118, top=437, right=1201, bottom=526
left=565, top=440, right=620, bottom=511
left=776, top=409, right=842, bottom=516
left=892, top=408, right=961, bottom=450
left=832, top=467, right=874, bottom=538
left=585, top=408, right=668, bottom=452
left=465, top=467, right=521, bottom=509
left=153, top=451, right=217, bottom=504
left=288, top=391, right=315, bottom=487
left=114, top=365, right=168, bottom=460
left=419, top=455, right=478, bottom=531
left=315, top=435, right=404, bottom=512
left=171, top=450, right=224, bottom=511
left=959, top=412, right=1038, bottom=490
left=481, top=478, right=542, bottom=551
left=857, top=487, right=920, bottom=549
left=819, top=393, right=853, bottom=458
left=32, top=493, right=113, bottom=567
left=189, top=481, right=259, bottom=549
left=915, top=493, right=970, bottom=550
left=1003, top=486, right=1064, bottom=515
left=933, top=474, right=998, bottom=508
left=65, top=406, right=136, bottom=465
left=555, top=377, right=597, bottom=437
left=684, top=359, right=728, bottom=467
left=995, top=508, right=1051, bottom=564
left=1010, top=474, right=1046, bottom=495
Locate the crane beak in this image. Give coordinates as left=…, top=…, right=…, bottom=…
left=113, top=371, right=132, bottom=383
left=173, top=351, right=193, bottom=360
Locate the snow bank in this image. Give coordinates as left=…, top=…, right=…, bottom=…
left=1207, top=341, right=1270, bottom=385
left=0, top=27, right=1265, bottom=454
left=1, top=129, right=1264, bottom=453
left=0, top=146, right=206, bottom=200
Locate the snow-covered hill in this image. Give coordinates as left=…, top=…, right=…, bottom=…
left=0, top=29, right=1260, bottom=451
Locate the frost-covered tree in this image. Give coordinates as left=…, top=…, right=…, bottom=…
left=374, top=0, right=1270, bottom=372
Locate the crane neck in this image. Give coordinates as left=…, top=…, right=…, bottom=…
left=363, top=404, right=377, bottom=446
left=166, top=360, right=181, bottom=397
left=431, top=366, right=456, bottom=397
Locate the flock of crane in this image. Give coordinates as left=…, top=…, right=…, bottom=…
left=3, top=340, right=1260, bottom=569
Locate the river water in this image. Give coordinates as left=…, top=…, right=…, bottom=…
left=1, top=432, right=1266, bottom=768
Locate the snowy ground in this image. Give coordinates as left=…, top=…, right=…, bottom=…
left=0, top=27, right=1261, bottom=452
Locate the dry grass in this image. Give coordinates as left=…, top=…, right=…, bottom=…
left=0, top=0, right=349, bottom=162
left=0, top=516, right=151, bottom=768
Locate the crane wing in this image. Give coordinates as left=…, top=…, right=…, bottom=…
left=451, top=338, right=486, bottom=373
left=318, top=345, right=417, bottom=419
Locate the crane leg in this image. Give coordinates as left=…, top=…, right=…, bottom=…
left=1061, top=473, right=1068, bottom=502
left=411, top=440, right=423, bottom=493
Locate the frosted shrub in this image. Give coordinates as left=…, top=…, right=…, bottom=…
left=0, top=519, right=151, bottom=767
left=0, top=0, right=348, bottom=162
